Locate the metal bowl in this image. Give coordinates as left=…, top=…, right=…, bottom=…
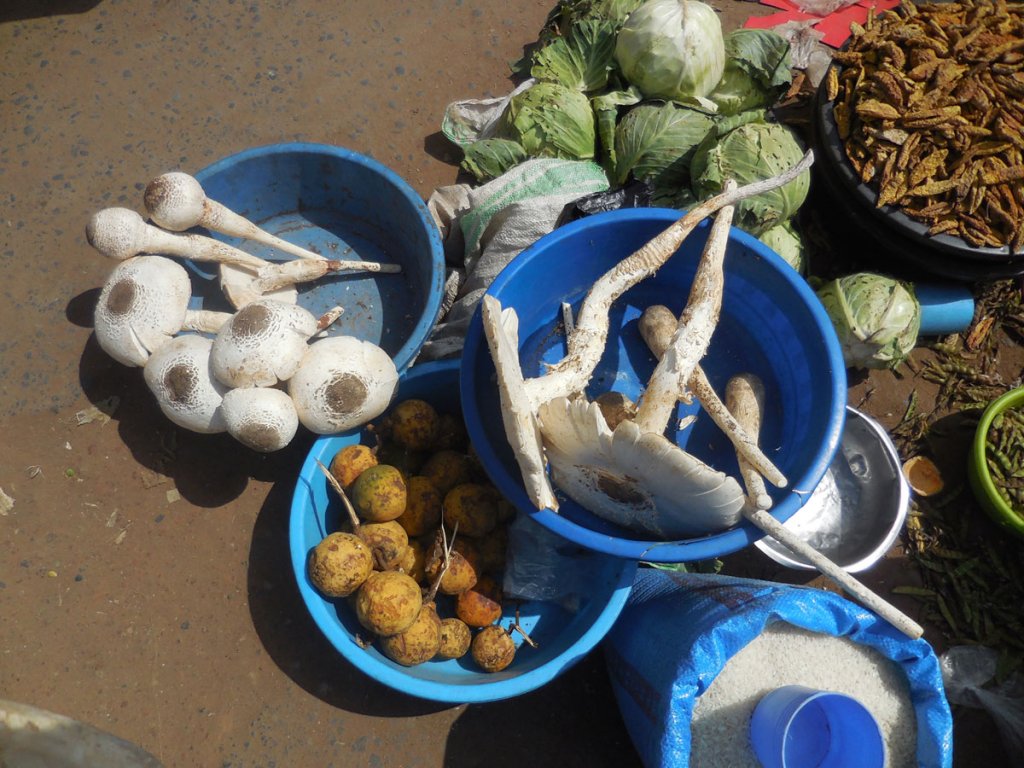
left=754, top=406, right=910, bottom=573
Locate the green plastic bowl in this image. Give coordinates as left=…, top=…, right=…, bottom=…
left=968, top=386, right=1024, bottom=539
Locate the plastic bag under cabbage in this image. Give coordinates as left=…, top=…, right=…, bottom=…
left=614, top=0, right=725, bottom=103
left=816, top=272, right=922, bottom=370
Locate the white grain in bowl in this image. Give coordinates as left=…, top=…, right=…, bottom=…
left=689, top=622, right=917, bottom=767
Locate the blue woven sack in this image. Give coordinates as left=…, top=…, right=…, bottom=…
left=605, top=569, right=953, bottom=767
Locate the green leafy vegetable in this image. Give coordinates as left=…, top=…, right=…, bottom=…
left=816, top=273, right=922, bottom=369
left=613, top=102, right=715, bottom=190
left=498, top=82, right=597, bottom=160
left=531, top=19, right=619, bottom=92
left=591, top=86, right=643, bottom=171
left=614, top=0, right=725, bottom=103
left=709, top=29, right=793, bottom=116
left=757, top=220, right=806, bottom=274
left=691, top=118, right=809, bottom=234
left=460, top=139, right=529, bottom=182
left=515, top=0, right=643, bottom=74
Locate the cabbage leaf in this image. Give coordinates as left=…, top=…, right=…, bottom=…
left=709, top=29, right=793, bottom=116
left=613, top=102, right=715, bottom=189
left=461, top=139, right=529, bottom=182
left=531, top=19, right=619, bottom=92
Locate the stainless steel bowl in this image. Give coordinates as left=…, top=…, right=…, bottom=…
left=754, top=406, right=910, bottom=573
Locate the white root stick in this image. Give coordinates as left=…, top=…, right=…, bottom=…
left=634, top=181, right=736, bottom=435
left=144, top=171, right=401, bottom=273
left=522, top=150, right=814, bottom=408
left=725, top=374, right=925, bottom=640
left=638, top=303, right=786, bottom=490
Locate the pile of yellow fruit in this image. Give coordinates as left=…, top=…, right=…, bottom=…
left=307, top=397, right=529, bottom=672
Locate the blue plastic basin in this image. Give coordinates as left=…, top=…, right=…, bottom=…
left=460, top=208, right=847, bottom=563
left=289, top=359, right=638, bottom=703
left=189, top=142, right=445, bottom=372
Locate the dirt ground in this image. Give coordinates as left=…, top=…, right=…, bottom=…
left=0, top=0, right=1015, bottom=766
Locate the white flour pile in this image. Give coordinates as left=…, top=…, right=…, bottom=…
left=689, top=622, right=918, bottom=767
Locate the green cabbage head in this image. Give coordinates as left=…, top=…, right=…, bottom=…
left=816, top=273, right=921, bottom=369
left=499, top=82, right=597, bottom=160
left=614, top=0, right=725, bottom=102
left=709, top=29, right=793, bottom=116
left=691, top=119, right=809, bottom=234
left=757, top=220, right=805, bottom=274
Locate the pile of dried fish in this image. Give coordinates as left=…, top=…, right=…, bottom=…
left=829, top=0, right=1024, bottom=252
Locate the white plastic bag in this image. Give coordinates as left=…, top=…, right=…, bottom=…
left=941, top=645, right=1024, bottom=762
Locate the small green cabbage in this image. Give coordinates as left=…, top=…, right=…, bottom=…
left=614, top=0, right=725, bottom=103
left=499, top=82, right=597, bottom=160
left=757, top=220, right=806, bottom=274
left=691, top=118, right=809, bottom=234
left=460, top=139, right=529, bottom=182
left=709, top=29, right=793, bottom=116
left=816, top=273, right=921, bottom=369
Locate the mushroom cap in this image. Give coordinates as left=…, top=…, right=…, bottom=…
left=85, top=207, right=149, bottom=260
left=143, top=334, right=228, bottom=434
left=144, top=172, right=205, bottom=232
left=210, top=299, right=318, bottom=388
left=221, top=387, right=299, bottom=452
left=288, top=336, right=398, bottom=435
left=539, top=396, right=745, bottom=539
left=94, top=255, right=192, bottom=367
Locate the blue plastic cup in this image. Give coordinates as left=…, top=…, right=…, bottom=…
left=749, top=685, right=885, bottom=768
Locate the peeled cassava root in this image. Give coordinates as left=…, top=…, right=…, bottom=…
left=309, top=396, right=534, bottom=672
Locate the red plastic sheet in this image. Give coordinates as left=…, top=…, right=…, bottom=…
left=743, top=0, right=901, bottom=47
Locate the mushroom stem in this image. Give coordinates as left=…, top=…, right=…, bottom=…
left=221, top=257, right=397, bottom=309
left=634, top=180, right=737, bottom=436
left=637, top=304, right=787, bottom=489
left=144, top=172, right=401, bottom=274
left=86, top=207, right=268, bottom=269
left=181, top=309, right=233, bottom=334
left=523, top=151, right=814, bottom=408
left=481, top=295, right=557, bottom=510
left=725, top=373, right=924, bottom=640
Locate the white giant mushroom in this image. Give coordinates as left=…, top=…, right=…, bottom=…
left=94, top=255, right=231, bottom=367
left=143, top=334, right=228, bottom=434
left=288, top=336, right=398, bottom=434
left=210, top=299, right=342, bottom=388
left=220, top=387, right=299, bottom=452
left=144, top=172, right=402, bottom=274
left=86, top=207, right=266, bottom=269
left=481, top=151, right=814, bottom=513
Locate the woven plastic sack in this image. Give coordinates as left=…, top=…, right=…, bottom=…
left=605, top=570, right=953, bottom=768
